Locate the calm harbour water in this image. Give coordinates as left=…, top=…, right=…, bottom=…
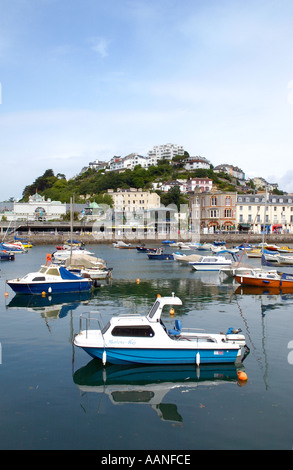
left=1, top=242, right=293, bottom=451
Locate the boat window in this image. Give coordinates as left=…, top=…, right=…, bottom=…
left=46, top=268, right=60, bottom=276
left=39, top=267, right=47, bottom=273
left=32, top=276, right=46, bottom=282
left=147, top=301, right=160, bottom=319
left=111, top=326, right=155, bottom=337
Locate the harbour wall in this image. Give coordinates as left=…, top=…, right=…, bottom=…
left=8, top=232, right=293, bottom=246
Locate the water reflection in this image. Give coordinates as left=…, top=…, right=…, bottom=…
left=73, top=360, right=247, bottom=423
left=5, top=291, right=92, bottom=319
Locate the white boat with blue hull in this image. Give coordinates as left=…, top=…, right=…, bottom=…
left=6, top=264, right=92, bottom=295
left=74, top=294, right=247, bottom=366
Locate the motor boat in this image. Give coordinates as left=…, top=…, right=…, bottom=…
left=74, top=293, right=247, bottom=365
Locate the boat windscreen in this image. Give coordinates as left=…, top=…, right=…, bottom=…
left=148, top=300, right=160, bottom=319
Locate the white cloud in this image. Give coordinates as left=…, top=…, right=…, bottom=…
left=89, top=37, right=109, bottom=58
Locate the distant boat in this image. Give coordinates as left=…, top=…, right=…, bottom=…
left=246, top=248, right=263, bottom=258
left=0, top=250, right=15, bottom=261
left=64, top=252, right=112, bottom=285
left=189, top=255, right=233, bottom=271
left=52, top=248, right=94, bottom=262
left=196, top=243, right=213, bottom=251
left=147, top=248, right=174, bottom=260
left=113, top=241, right=135, bottom=248
left=136, top=245, right=156, bottom=253
left=0, top=242, right=27, bottom=253
left=6, top=264, right=92, bottom=295
left=173, top=252, right=202, bottom=263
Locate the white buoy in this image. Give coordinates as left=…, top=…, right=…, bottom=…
left=196, top=352, right=200, bottom=366
left=102, top=350, right=107, bottom=365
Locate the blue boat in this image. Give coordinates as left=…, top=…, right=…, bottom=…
left=0, top=250, right=15, bottom=261
left=74, top=294, right=247, bottom=365
left=6, top=264, right=92, bottom=295
left=147, top=248, right=174, bottom=260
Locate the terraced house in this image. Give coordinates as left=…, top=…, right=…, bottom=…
left=189, top=191, right=236, bottom=233
left=189, top=191, right=293, bottom=234
left=236, top=193, right=293, bottom=234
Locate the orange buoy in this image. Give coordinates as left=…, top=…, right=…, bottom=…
left=157, top=294, right=161, bottom=297
left=237, top=371, right=248, bottom=381
left=169, top=308, right=175, bottom=316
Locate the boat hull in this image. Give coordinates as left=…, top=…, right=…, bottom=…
left=235, top=275, right=293, bottom=291
left=6, top=279, right=92, bottom=295
left=191, top=263, right=231, bottom=271
left=147, top=254, right=174, bottom=260
left=80, top=346, right=240, bottom=365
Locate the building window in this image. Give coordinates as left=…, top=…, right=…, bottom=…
left=211, top=197, right=217, bottom=206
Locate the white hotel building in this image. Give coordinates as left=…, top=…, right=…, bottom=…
left=236, top=193, right=293, bottom=233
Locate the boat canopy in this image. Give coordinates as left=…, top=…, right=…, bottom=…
left=59, top=266, right=83, bottom=280
left=64, top=253, right=105, bottom=269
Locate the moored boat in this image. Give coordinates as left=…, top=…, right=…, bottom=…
left=6, top=264, right=93, bottom=295
left=64, top=252, right=112, bottom=284
left=235, top=269, right=293, bottom=291
left=147, top=248, right=174, bottom=260
left=0, top=242, right=27, bottom=253
left=0, top=250, right=15, bottom=261
left=189, top=255, right=233, bottom=271
left=173, top=252, right=202, bottom=263
left=74, top=293, right=247, bottom=365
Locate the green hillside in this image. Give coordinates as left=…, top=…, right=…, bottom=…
left=21, top=161, right=256, bottom=206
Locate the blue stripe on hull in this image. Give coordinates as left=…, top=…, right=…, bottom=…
left=7, top=281, right=92, bottom=294
left=82, top=347, right=239, bottom=365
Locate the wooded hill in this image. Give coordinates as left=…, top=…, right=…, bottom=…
left=21, top=161, right=259, bottom=207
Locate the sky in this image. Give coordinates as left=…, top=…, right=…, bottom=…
left=1, top=0, right=293, bottom=200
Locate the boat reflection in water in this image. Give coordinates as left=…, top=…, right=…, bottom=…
left=73, top=360, right=247, bottom=423
left=6, top=291, right=92, bottom=320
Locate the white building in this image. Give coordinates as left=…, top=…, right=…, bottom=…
left=236, top=193, right=293, bottom=233
left=10, top=193, right=67, bottom=222
left=88, top=159, right=108, bottom=171
left=108, top=154, right=148, bottom=171
left=107, top=188, right=160, bottom=213
left=147, top=143, right=184, bottom=166
left=184, top=156, right=211, bottom=171
left=214, top=164, right=245, bottom=181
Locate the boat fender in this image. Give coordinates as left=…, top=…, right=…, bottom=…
left=102, top=350, right=107, bottom=365
left=196, top=352, right=200, bottom=366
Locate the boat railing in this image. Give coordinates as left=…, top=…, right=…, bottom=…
left=181, top=327, right=206, bottom=333
left=78, top=312, right=103, bottom=338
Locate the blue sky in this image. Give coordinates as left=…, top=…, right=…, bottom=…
left=1, top=0, right=293, bottom=200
